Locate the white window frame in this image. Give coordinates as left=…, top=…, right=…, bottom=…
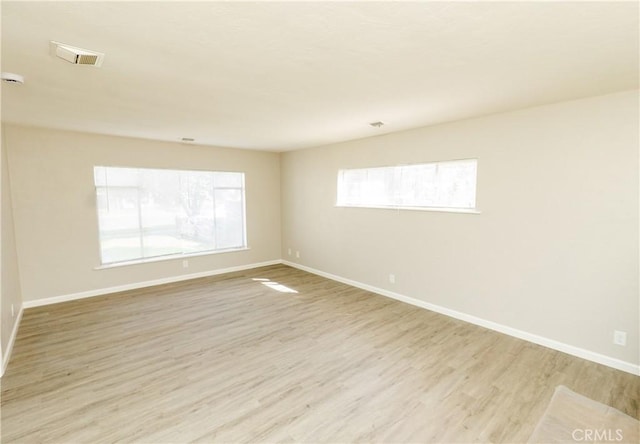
left=93, top=166, right=248, bottom=268
left=336, top=158, right=480, bottom=214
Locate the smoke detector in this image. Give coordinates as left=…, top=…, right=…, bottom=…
left=1, top=72, right=24, bottom=84
left=50, top=41, right=104, bottom=67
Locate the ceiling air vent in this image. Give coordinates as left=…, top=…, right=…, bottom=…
left=50, top=41, right=104, bottom=67
left=1, top=72, right=24, bottom=84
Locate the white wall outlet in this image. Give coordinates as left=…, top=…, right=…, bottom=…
left=389, top=274, right=395, bottom=284
left=11, top=304, right=14, bottom=317
left=613, top=330, right=627, bottom=346
left=296, top=251, right=300, bottom=258
left=182, top=260, right=189, bottom=268
left=288, top=248, right=292, bottom=256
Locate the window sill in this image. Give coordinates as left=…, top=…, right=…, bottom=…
left=94, top=247, right=250, bottom=270
left=335, top=204, right=481, bottom=214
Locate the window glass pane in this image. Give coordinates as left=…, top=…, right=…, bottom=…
left=96, top=186, right=142, bottom=263
left=94, top=167, right=107, bottom=186
left=105, top=167, right=139, bottom=187
left=214, top=172, right=243, bottom=188
left=338, top=169, right=367, bottom=206
left=399, top=163, right=437, bottom=207
left=214, top=189, right=244, bottom=249
left=363, top=167, right=396, bottom=206
left=140, top=169, right=182, bottom=257
left=179, top=171, right=215, bottom=253
left=434, top=160, right=477, bottom=208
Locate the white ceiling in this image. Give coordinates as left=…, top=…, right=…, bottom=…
left=1, top=1, right=638, bottom=151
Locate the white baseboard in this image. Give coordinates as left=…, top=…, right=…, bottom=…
left=1, top=305, right=24, bottom=377
left=22, top=259, right=283, bottom=309
left=282, top=260, right=640, bottom=376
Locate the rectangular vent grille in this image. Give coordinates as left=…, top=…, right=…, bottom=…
left=76, top=54, right=99, bottom=65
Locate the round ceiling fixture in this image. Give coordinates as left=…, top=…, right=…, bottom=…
left=1, top=72, right=25, bottom=84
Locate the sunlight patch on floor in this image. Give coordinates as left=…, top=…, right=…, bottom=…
left=252, top=277, right=298, bottom=293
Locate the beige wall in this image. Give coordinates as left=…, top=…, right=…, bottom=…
left=4, top=125, right=281, bottom=302
left=1, top=126, right=23, bottom=361
left=281, top=91, right=639, bottom=366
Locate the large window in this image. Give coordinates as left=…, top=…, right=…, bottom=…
left=336, top=158, right=477, bottom=211
left=94, top=166, right=246, bottom=265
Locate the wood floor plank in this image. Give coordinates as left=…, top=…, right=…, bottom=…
left=1, top=264, right=638, bottom=443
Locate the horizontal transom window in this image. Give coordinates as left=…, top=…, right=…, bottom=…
left=94, top=166, right=246, bottom=265
left=336, top=159, right=477, bottom=211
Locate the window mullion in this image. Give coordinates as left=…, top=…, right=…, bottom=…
left=212, top=176, right=218, bottom=251
left=137, top=170, right=145, bottom=258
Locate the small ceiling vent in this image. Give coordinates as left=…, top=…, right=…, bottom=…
left=1, top=72, right=24, bottom=84
left=50, top=41, right=104, bottom=67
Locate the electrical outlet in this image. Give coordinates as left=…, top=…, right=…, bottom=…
left=296, top=251, right=300, bottom=258
left=389, top=274, right=396, bottom=284
left=613, top=330, right=627, bottom=346
left=288, top=248, right=292, bottom=256
left=182, top=260, right=189, bottom=269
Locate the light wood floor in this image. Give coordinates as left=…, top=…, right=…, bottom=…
left=1, top=265, right=638, bottom=443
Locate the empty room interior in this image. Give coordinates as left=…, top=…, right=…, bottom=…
left=1, top=1, right=639, bottom=443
